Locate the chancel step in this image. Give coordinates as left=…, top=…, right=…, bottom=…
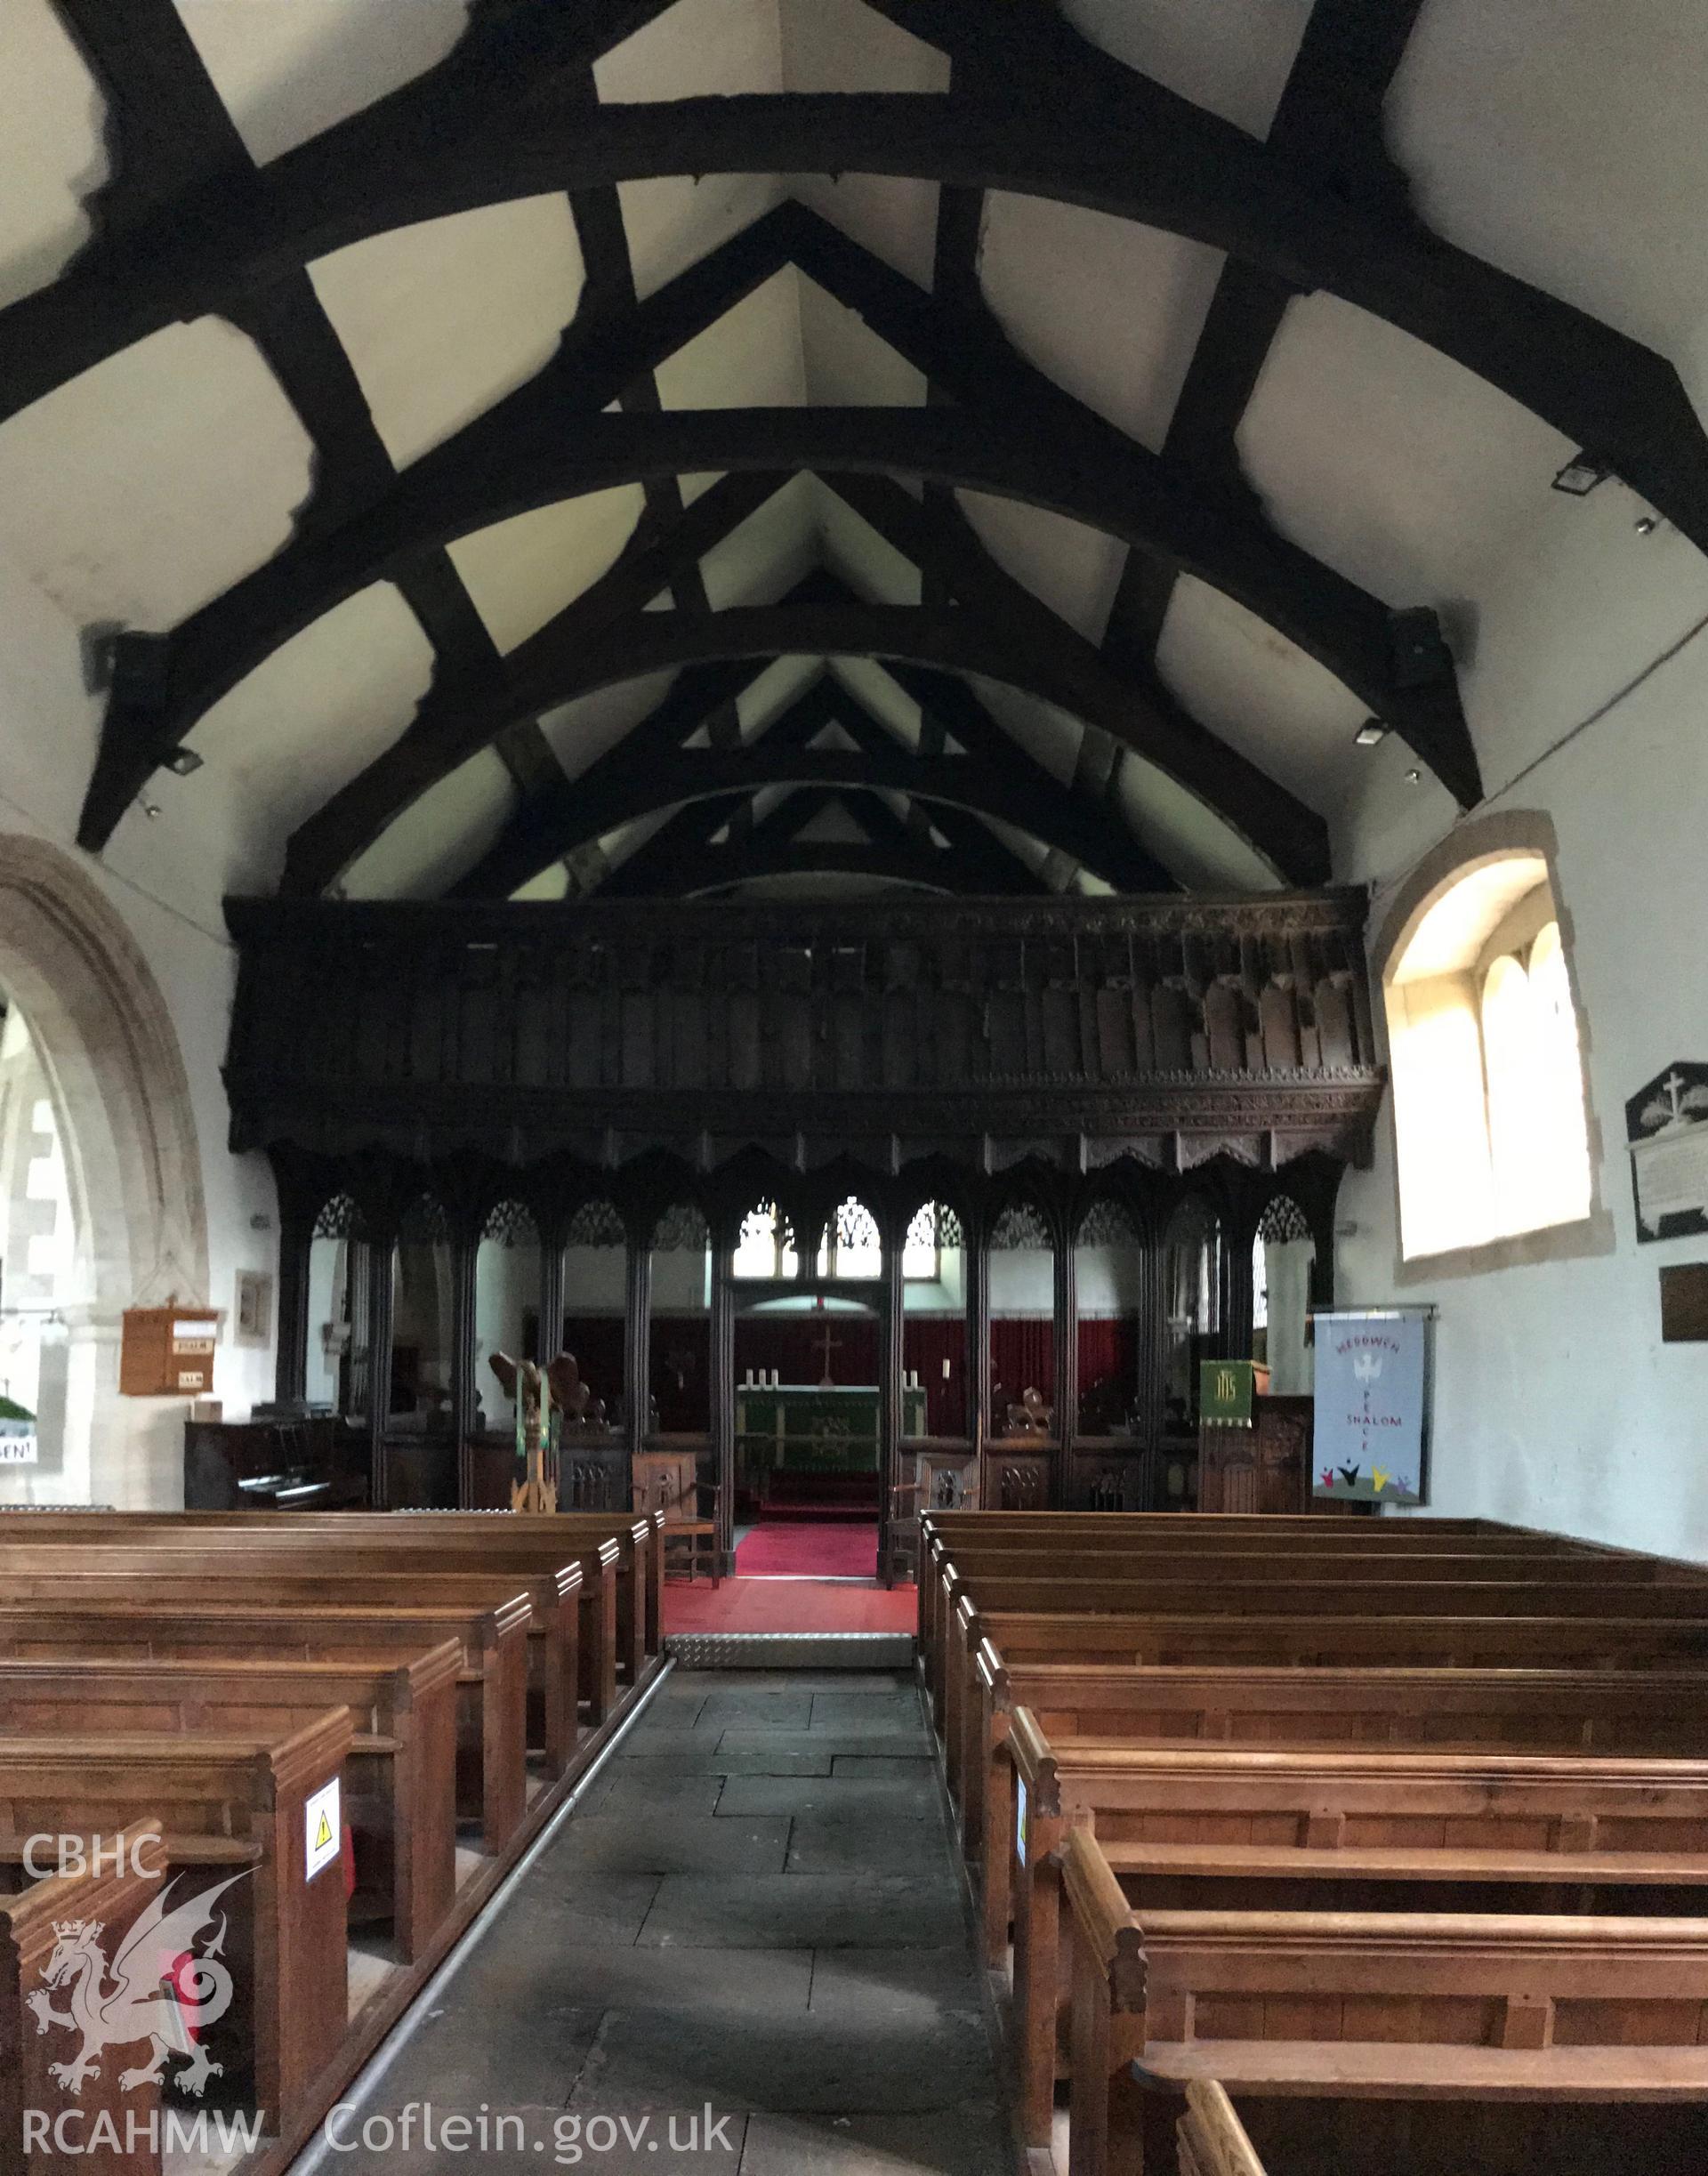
left=666, top=1631, right=915, bottom=1670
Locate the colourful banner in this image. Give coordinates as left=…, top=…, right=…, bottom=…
left=1311, top=1310, right=1430, bottom=1505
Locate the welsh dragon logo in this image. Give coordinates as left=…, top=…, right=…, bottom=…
left=27, top=1871, right=246, bottom=2099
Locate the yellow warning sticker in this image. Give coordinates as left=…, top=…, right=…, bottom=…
left=304, top=1777, right=342, bottom=1881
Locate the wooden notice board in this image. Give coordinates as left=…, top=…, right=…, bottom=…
left=119, top=1307, right=220, bottom=1396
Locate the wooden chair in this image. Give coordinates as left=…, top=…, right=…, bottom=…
left=634, top=1461, right=722, bottom=1587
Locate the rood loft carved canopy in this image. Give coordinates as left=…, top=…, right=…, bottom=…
left=224, top=891, right=1383, bottom=1180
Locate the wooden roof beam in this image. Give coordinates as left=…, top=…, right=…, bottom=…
left=7, top=78, right=1704, bottom=580
left=289, top=587, right=1324, bottom=894
left=818, top=471, right=1328, bottom=883
left=1103, top=0, right=1438, bottom=770
left=87, top=405, right=1358, bottom=868
left=51, top=0, right=512, bottom=795
left=278, top=471, right=794, bottom=895
left=452, top=670, right=1169, bottom=899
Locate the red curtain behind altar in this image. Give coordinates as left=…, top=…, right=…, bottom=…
left=991, top=1317, right=1055, bottom=1406
left=903, top=1317, right=965, bottom=1435
left=1077, top=1317, right=1138, bottom=1393
left=733, top=1314, right=880, bottom=1392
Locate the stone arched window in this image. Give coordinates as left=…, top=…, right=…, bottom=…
left=818, top=1195, right=881, bottom=1279
left=1253, top=1195, right=1316, bottom=1395
left=733, top=1199, right=797, bottom=1280
left=1378, top=820, right=1599, bottom=1266
left=902, top=1200, right=962, bottom=1281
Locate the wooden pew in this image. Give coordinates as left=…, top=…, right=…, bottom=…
left=942, top=1603, right=1708, bottom=1842
left=1177, top=2080, right=1264, bottom=2176
left=0, top=1650, right=460, bottom=1962
left=916, top=1521, right=1599, bottom=1679
left=0, top=1713, right=353, bottom=2129
left=0, top=1543, right=591, bottom=1768
left=975, top=1658, right=1708, bottom=1966
left=0, top=1596, right=531, bottom=1856
left=1062, top=1825, right=1708, bottom=2176
left=359, top=1511, right=663, bottom=1677
left=0, top=1509, right=666, bottom=1691
left=922, top=1547, right=1644, bottom=1721
left=2, top=1821, right=166, bottom=2176
left=1003, top=1719, right=1708, bottom=2148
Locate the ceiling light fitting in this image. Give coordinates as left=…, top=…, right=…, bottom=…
left=1354, top=721, right=1388, bottom=748
left=1551, top=452, right=1612, bottom=496
left=1634, top=514, right=1659, bottom=536
left=164, top=747, right=204, bottom=777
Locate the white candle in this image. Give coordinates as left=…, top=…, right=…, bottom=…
left=942, top=1358, right=951, bottom=1380
left=745, top=1367, right=754, bottom=1387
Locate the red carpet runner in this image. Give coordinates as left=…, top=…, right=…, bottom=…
left=735, top=1519, right=878, bottom=1578
left=662, top=1519, right=915, bottom=1634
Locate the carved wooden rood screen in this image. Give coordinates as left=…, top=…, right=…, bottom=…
left=229, top=892, right=1382, bottom=1570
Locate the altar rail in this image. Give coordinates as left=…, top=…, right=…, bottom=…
left=224, top=892, right=1381, bottom=1169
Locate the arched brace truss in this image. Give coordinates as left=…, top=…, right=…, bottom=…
left=84, top=402, right=1423, bottom=866
left=454, top=668, right=1175, bottom=899
left=10, top=39, right=1704, bottom=560
left=591, top=780, right=1051, bottom=900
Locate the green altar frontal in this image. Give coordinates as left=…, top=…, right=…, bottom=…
left=736, top=1382, right=929, bottom=1485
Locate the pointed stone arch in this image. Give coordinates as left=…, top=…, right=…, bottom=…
left=0, top=834, right=209, bottom=1503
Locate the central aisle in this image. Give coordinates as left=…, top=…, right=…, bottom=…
left=310, top=1669, right=1013, bottom=2174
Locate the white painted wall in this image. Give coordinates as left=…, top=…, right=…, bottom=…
left=1333, top=509, right=1708, bottom=1561
left=0, top=541, right=278, bottom=1506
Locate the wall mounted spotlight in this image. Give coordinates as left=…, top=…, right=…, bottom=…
left=1551, top=452, right=1612, bottom=496
left=165, top=747, right=204, bottom=777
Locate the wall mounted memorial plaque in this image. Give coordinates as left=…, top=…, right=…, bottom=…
left=1627, top=1063, right=1708, bottom=1241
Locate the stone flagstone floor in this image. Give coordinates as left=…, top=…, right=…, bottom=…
left=308, top=1668, right=1017, bottom=2175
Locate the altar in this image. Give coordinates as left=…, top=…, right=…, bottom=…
left=735, top=1382, right=928, bottom=1511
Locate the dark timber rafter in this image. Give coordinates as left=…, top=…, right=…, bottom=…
left=1104, top=0, right=1430, bottom=708
left=563, top=63, right=713, bottom=627
left=596, top=778, right=1047, bottom=901
left=454, top=670, right=1173, bottom=899
left=278, top=570, right=1324, bottom=888
left=47, top=0, right=509, bottom=758
left=83, top=397, right=1406, bottom=862
left=301, top=592, right=1325, bottom=879
left=9, top=27, right=1708, bottom=570
left=77, top=192, right=1470, bottom=846
left=280, top=481, right=796, bottom=896
left=813, top=471, right=1330, bottom=880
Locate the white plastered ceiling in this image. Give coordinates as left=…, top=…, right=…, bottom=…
left=0, top=0, right=1704, bottom=903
